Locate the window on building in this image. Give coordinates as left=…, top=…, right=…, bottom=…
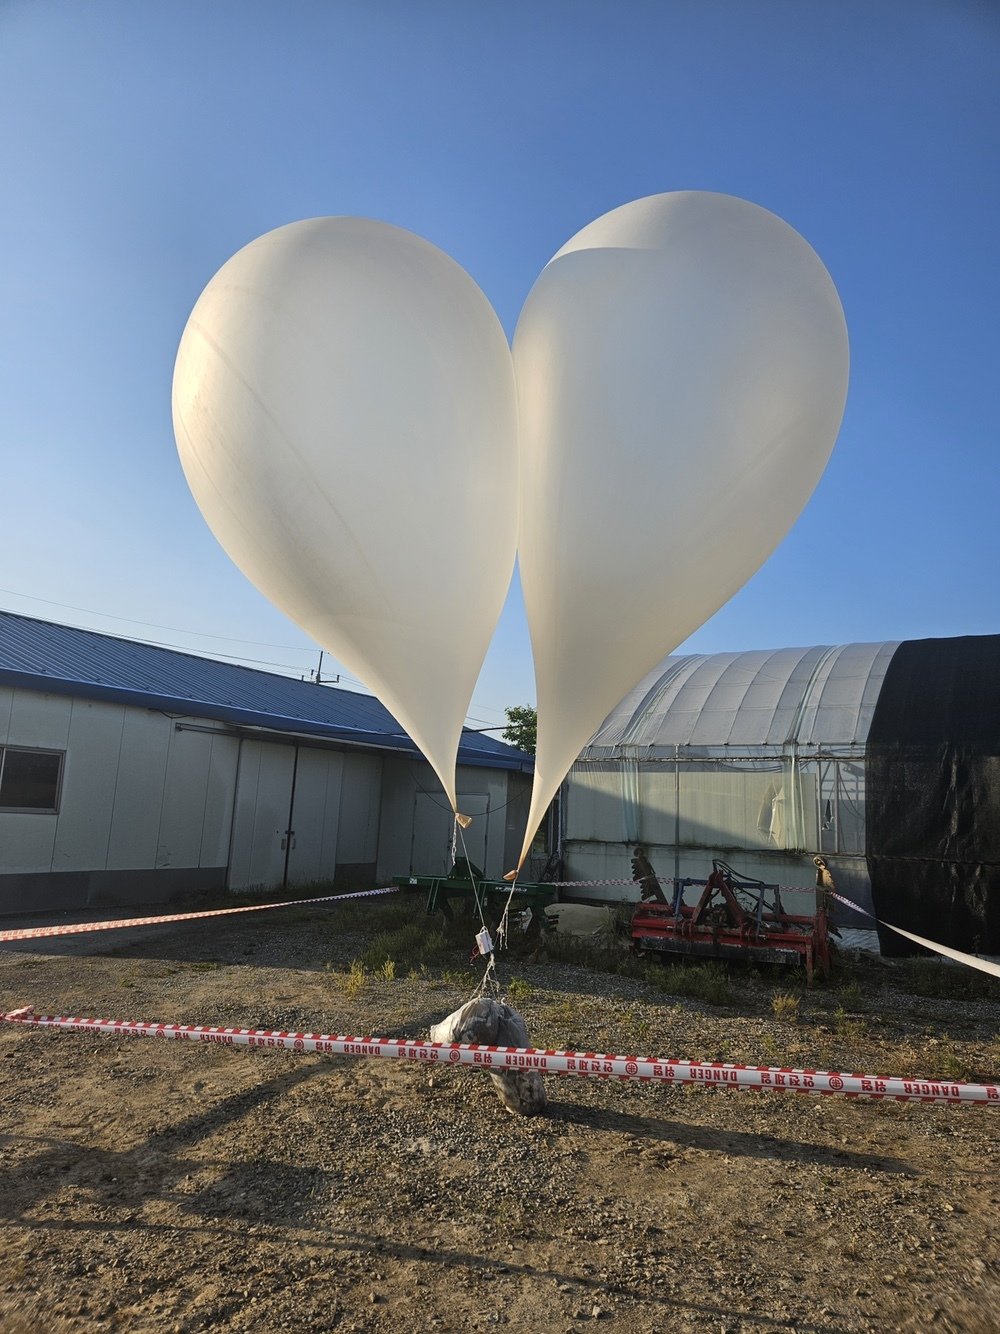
left=0, top=747, right=64, bottom=812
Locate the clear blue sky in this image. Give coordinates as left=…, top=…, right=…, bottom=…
left=1, top=1, right=997, bottom=730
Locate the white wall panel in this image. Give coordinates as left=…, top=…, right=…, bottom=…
left=7, top=691, right=73, bottom=749
left=51, top=700, right=124, bottom=870
left=0, top=811, right=59, bottom=873
left=199, top=733, right=240, bottom=868
left=156, top=728, right=215, bottom=869
left=1, top=690, right=59, bottom=871
left=287, top=748, right=343, bottom=883
left=457, top=791, right=490, bottom=868
left=337, top=753, right=382, bottom=864
left=228, top=741, right=259, bottom=890
left=456, top=765, right=509, bottom=877
left=503, top=773, right=533, bottom=876
left=410, top=792, right=457, bottom=875
left=107, top=711, right=172, bottom=869
left=316, top=753, right=344, bottom=871
left=561, top=841, right=634, bottom=900
left=375, top=757, right=415, bottom=882
left=0, top=686, right=13, bottom=741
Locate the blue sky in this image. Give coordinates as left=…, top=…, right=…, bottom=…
left=1, top=1, right=997, bottom=730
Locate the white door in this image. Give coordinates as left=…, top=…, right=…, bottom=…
left=286, top=749, right=344, bottom=884
left=410, top=792, right=490, bottom=875
left=229, top=741, right=296, bottom=889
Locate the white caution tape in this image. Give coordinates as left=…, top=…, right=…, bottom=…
left=2, top=1009, right=997, bottom=1105
left=552, top=876, right=817, bottom=893
left=553, top=877, right=671, bottom=888
left=0, top=887, right=400, bottom=945
left=0, top=877, right=825, bottom=944
left=827, top=891, right=1000, bottom=981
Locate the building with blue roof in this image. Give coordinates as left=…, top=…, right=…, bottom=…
left=0, top=611, right=533, bottom=914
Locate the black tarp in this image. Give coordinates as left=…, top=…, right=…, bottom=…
left=866, top=636, right=1000, bottom=955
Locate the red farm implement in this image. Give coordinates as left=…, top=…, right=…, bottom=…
left=630, top=855, right=832, bottom=984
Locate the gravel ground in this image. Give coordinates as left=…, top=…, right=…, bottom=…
left=1, top=893, right=998, bottom=1333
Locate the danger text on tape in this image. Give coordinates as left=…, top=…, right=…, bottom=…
left=2, top=1010, right=997, bottom=1106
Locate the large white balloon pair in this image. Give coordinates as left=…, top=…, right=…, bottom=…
left=172, top=193, right=849, bottom=873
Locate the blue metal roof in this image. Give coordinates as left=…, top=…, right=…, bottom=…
left=0, top=611, right=532, bottom=773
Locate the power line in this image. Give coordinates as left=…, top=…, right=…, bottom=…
left=0, top=587, right=530, bottom=715
left=0, top=587, right=322, bottom=653
left=0, top=588, right=314, bottom=651
left=0, top=587, right=373, bottom=687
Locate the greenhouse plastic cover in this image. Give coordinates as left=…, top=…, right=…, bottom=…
left=580, top=642, right=901, bottom=756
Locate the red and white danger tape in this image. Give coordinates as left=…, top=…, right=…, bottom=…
left=0, top=886, right=400, bottom=945
left=3, top=1009, right=997, bottom=1105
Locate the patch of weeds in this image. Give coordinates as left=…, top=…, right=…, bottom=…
left=647, top=961, right=735, bottom=1007
left=615, top=1005, right=652, bottom=1052
left=892, top=958, right=1000, bottom=1002
left=378, top=959, right=396, bottom=982
left=439, top=967, right=471, bottom=988
left=833, top=1005, right=866, bottom=1040
left=771, top=992, right=801, bottom=1023
left=540, top=927, right=640, bottom=980
left=541, top=999, right=581, bottom=1030
left=187, top=960, right=223, bottom=973
left=814, top=1040, right=835, bottom=1070
left=505, top=977, right=532, bottom=1007
left=933, top=1044, right=972, bottom=1081
left=359, top=922, right=450, bottom=975
left=343, top=959, right=367, bottom=1001
left=837, top=980, right=864, bottom=1009
left=758, top=1032, right=781, bottom=1064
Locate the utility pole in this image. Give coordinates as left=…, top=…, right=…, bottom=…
left=312, top=651, right=339, bottom=686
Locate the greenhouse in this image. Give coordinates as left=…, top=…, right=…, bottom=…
left=560, top=636, right=1000, bottom=955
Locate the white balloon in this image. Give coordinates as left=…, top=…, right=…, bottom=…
left=173, top=218, right=518, bottom=812
left=512, top=192, right=849, bottom=868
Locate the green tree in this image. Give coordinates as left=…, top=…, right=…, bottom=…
left=502, top=704, right=537, bottom=754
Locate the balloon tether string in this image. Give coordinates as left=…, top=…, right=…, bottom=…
left=454, top=816, right=502, bottom=1000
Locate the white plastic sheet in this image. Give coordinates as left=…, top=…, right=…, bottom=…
left=173, top=218, right=518, bottom=812
left=512, top=192, right=849, bottom=868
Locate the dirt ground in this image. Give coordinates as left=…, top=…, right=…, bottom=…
left=1, top=893, right=998, bottom=1333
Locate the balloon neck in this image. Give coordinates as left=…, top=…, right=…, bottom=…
left=455, top=812, right=473, bottom=830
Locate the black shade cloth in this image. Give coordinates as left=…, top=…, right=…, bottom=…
left=866, top=636, right=1000, bottom=956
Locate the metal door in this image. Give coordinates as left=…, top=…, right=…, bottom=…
left=286, top=749, right=344, bottom=883
left=410, top=792, right=490, bottom=875
left=229, top=741, right=296, bottom=890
